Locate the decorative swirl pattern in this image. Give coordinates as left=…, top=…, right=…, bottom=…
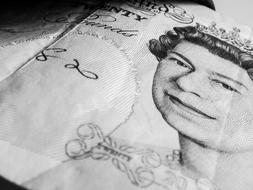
left=65, top=123, right=158, bottom=187
left=65, top=123, right=220, bottom=190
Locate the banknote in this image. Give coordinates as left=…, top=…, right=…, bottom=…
left=0, top=0, right=253, bottom=190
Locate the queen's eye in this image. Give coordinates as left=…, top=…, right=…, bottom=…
left=170, top=58, right=192, bottom=69
left=212, top=79, right=239, bottom=93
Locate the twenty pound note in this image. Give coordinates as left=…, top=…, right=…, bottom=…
left=0, top=1, right=253, bottom=190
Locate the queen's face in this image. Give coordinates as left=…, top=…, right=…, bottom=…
left=152, top=41, right=253, bottom=153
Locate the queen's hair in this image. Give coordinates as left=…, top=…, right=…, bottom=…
left=148, top=26, right=253, bottom=74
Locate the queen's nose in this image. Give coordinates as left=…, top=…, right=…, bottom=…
left=175, top=72, right=208, bottom=98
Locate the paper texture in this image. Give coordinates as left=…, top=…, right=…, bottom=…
left=0, top=1, right=253, bottom=190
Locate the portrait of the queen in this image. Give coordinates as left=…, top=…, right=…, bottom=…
left=149, top=22, right=253, bottom=190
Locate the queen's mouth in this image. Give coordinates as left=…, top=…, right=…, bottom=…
left=166, top=93, right=216, bottom=120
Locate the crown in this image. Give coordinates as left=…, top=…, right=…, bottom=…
left=196, top=22, right=253, bottom=55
